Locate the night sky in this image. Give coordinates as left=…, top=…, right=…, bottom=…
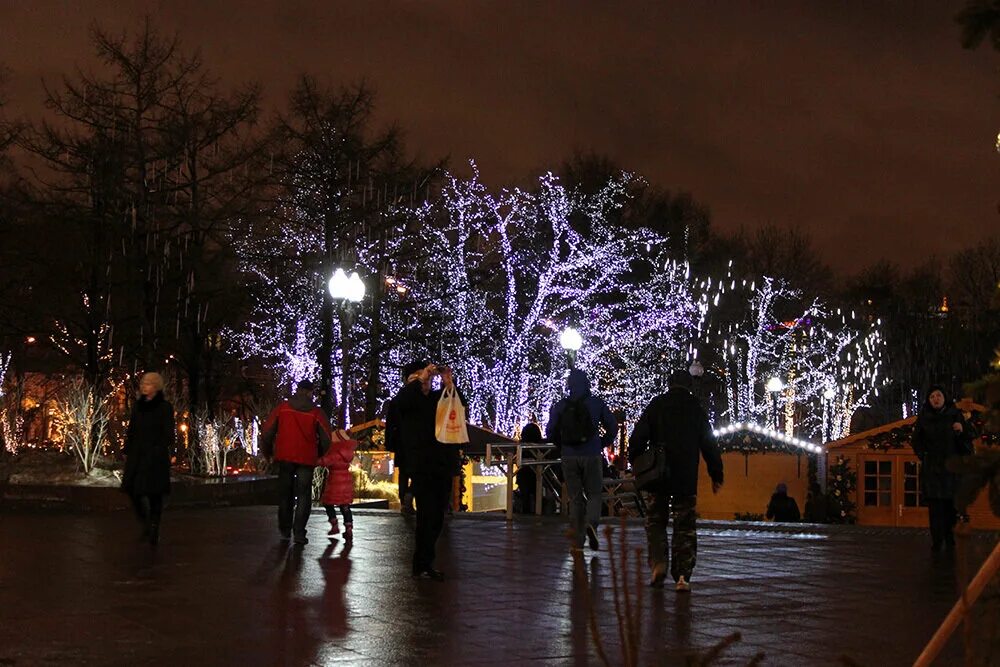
left=2, top=1, right=998, bottom=272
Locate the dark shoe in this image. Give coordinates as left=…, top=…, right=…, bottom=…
left=344, top=524, right=353, bottom=542
left=412, top=568, right=445, bottom=582
left=293, top=535, right=308, bottom=546
left=149, top=524, right=160, bottom=546
left=649, top=563, right=667, bottom=588
left=587, top=525, right=599, bottom=550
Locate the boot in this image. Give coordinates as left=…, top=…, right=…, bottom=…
left=327, top=517, right=340, bottom=537
left=343, top=523, right=353, bottom=542
left=649, top=562, right=667, bottom=588
left=402, top=492, right=415, bottom=515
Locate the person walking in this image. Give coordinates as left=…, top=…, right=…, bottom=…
left=546, top=368, right=618, bottom=553
left=318, top=429, right=359, bottom=542
left=628, top=369, right=723, bottom=592
left=392, top=361, right=466, bottom=581
left=765, top=483, right=801, bottom=522
left=261, top=380, right=332, bottom=545
left=121, top=372, right=175, bottom=546
left=911, top=385, right=974, bottom=552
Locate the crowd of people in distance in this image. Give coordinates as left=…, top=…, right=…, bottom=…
left=120, top=364, right=975, bottom=589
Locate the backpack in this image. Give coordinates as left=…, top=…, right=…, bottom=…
left=559, top=397, right=596, bottom=446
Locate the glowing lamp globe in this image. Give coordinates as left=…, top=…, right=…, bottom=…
left=346, top=272, right=366, bottom=303
left=328, top=268, right=350, bottom=300
left=560, top=327, right=583, bottom=352
left=823, top=387, right=836, bottom=400
left=765, top=377, right=785, bottom=394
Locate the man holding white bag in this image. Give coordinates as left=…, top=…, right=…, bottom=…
left=392, top=360, right=469, bottom=581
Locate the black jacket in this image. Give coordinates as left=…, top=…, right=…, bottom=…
left=392, top=380, right=466, bottom=477
left=766, top=493, right=801, bottom=522
left=121, top=392, right=175, bottom=496
left=911, top=403, right=973, bottom=500
left=628, top=387, right=723, bottom=497
left=383, top=394, right=406, bottom=466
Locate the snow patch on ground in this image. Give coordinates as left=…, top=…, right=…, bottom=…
left=1, top=450, right=122, bottom=487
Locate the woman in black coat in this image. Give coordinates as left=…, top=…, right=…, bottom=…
left=911, top=385, right=974, bottom=551
left=121, top=372, right=175, bottom=545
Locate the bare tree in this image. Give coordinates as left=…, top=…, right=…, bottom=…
left=730, top=223, right=833, bottom=297
left=59, top=379, right=110, bottom=475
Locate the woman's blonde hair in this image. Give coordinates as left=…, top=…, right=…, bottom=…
left=140, top=372, right=165, bottom=392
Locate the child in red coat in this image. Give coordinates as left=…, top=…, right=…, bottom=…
left=317, top=429, right=359, bottom=541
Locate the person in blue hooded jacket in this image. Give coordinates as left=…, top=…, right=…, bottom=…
left=546, top=368, right=618, bottom=552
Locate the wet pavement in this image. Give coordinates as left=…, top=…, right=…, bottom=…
left=0, top=506, right=991, bottom=666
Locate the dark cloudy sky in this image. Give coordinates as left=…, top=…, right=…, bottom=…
left=2, top=1, right=998, bottom=272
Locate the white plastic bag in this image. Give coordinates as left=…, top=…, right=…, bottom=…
left=435, top=386, right=469, bottom=444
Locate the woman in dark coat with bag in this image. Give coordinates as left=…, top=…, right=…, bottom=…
left=910, top=385, right=974, bottom=551
left=121, top=372, right=175, bottom=545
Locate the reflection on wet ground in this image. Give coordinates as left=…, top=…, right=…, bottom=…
left=0, top=507, right=986, bottom=665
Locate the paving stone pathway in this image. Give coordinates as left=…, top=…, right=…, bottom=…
left=0, top=507, right=992, bottom=665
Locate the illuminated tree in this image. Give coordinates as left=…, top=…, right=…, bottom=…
left=703, top=276, right=886, bottom=440
left=385, top=167, right=706, bottom=434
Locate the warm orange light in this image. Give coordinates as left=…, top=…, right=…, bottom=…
left=25, top=336, right=36, bottom=344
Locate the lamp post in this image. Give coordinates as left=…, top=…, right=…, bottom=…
left=559, top=327, right=583, bottom=368
left=766, top=376, right=785, bottom=430
left=823, top=386, right=836, bottom=442
left=328, top=268, right=366, bottom=427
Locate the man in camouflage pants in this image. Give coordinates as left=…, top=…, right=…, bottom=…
left=629, top=369, right=723, bottom=592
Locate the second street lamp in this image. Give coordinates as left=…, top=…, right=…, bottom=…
left=766, top=376, right=785, bottom=431
left=560, top=327, right=583, bottom=368
left=328, top=268, right=366, bottom=427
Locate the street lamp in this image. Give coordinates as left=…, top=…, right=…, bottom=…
left=766, top=376, right=785, bottom=430
left=328, top=268, right=366, bottom=304
left=823, top=386, right=836, bottom=441
left=328, top=268, right=366, bottom=427
left=688, top=360, right=705, bottom=377
left=560, top=327, right=582, bottom=367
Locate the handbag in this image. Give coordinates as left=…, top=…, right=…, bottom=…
left=435, top=386, right=470, bottom=444
left=633, top=444, right=669, bottom=491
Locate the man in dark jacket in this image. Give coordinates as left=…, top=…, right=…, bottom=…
left=261, top=380, right=333, bottom=545
left=385, top=367, right=415, bottom=515
left=629, top=369, right=723, bottom=592
left=547, top=368, right=618, bottom=552
left=393, top=361, right=467, bottom=581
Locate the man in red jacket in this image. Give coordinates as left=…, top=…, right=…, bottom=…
left=261, top=380, right=332, bottom=545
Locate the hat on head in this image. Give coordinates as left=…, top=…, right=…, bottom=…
left=403, top=360, right=428, bottom=379
left=296, top=379, right=315, bottom=392
left=667, top=369, right=693, bottom=389
left=925, top=384, right=949, bottom=403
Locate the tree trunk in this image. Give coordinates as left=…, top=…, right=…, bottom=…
left=365, top=265, right=384, bottom=421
